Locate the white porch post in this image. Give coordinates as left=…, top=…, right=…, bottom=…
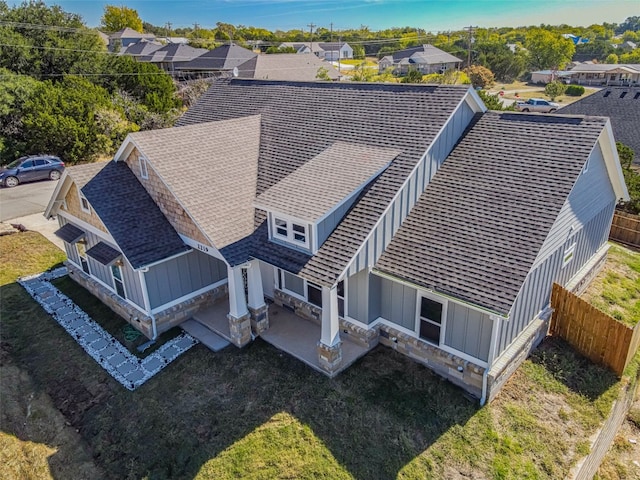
left=246, top=259, right=269, bottom=334
left=227, top=265, right=251, bottom=347
left=320, top=285, right=340, bottom=346
left=317, top=285, right=343, bottom=376
left=227, top=265, right=248, bottom=318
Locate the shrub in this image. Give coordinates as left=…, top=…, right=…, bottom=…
left=544, top=81, right=567, bottom=100
left=566, top=85, right=585, bottom=96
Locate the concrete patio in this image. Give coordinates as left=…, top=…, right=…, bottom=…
left=261, top=303, right=371, bottom=376
left=192, top=298, right=371, bottom=376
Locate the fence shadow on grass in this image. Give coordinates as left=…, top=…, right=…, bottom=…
left=528, top=336, right=619, bottom=401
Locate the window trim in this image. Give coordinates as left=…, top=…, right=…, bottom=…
left=78, top=187, right=91, bottom=214
left=270, top=214, right=311, bottom=250
left=415, top=291, right=448, bottom=346
left=76, top=240, right=91, bottom=275
left=277, top=268, right=322, bottom=308
left=562, top=242, right=576, bottom=268
left=139, top=156, right=149, bottom=180
left=111, top=263, right=127, bottom=299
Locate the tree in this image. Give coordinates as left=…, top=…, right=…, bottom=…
left=475, top=39, right=526, bottom=82
left=476, top=90, right=515, bottom=111
left=615, top=16, right=640, bottom=35
left=101, top=5, right=143, bottom=33
left=316, top=67, right=330, bottom=81
left=464, top=65, right=495, bottom=88
left=604, top=53, right=619, bottom=64
left=544, top=81, right=567, bottom=100
left=616, top=142, right=639, bottom=214
left=525, top=29, right=575, bottom=70
left=265, top=46, right=296, bottom=54
left=401, top=68, right=423, bottom=83
left=352, top=44, right=365, bottom=60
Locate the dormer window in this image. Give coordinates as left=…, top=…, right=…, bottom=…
left=271, top=215, right=309, bottom=249
left=78, top=187, right=91, bottom=214
left=255, top=141, right=400, bottom=254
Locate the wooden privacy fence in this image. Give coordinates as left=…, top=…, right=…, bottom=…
left=609, top=211, right=640, bottom=249
left=549, top=283, right=640, bottom=376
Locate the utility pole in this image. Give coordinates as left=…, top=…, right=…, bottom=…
left=330, top=22, right=333, bottom=43
left=193, top=22, right=200, bottom=39
left=165, top=22, right=172, bottom=38
left=307, top=22, right=316, bottom=55
left=466, top=25, right=477, bottom=67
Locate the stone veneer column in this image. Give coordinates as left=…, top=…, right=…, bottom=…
left=247, top=259, right=269, bottom=335
left=317, top=285, right=343, bottom=375
left=227, top=265, right=251, bottom=347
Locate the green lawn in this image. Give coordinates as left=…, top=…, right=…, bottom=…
left=0, top=231, right=634, bottom=479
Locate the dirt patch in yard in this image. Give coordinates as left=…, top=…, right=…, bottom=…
left=0, top=342, right=103, bottom=480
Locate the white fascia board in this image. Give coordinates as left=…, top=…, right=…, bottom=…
left=113, top=135, right=138, bottom=162
left=44, top=172, right=73, bottom=218
left=465, top=86, right=488, bottom=113
left=600, top=120, right=630, bottom=202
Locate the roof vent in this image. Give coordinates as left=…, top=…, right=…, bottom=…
left=634, top=92, right=640, bottom=100
left=620, top=91, right=627, bottom=98
left=603, top=90, right=611, bottom=97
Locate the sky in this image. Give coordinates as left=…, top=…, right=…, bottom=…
left=39, top=0, right=639, bottom=31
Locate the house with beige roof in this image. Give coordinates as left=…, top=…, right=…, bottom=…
left=45, top=79, right=628, bottom=403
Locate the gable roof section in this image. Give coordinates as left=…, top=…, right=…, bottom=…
left=237, top=54, right=339, bottom=81
left=255, top=141, right=400, bottom=222
left=409, top=46, right=463, bottom=65
left=120, top=40, right=162, bottom=57
left=177, top=79, right=472, bottom=284
left=44, top=162, right=109, bottom=219
left=124, top=116, right=261, bottom=251
left=140, top=43, right=207, bottom=63
left=81, top=161, right=189, bottom=269
left=375, top=112, right=608, bottom=315
left=110, top=27, right=154, bottom=40
left=176, top=43, right=257, bottom=71
left=559, top=86, right=640, bottom=165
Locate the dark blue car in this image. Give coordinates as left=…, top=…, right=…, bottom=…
left=0, top=155, right=65, bottom=187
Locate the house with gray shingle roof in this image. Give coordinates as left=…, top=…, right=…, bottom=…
left=107, top=27, right=156, bottom=52
left=175, top=43, right=257, bottom=77
left=44, top=79, right=628, bottom=402
left=236, top=53, right=339, bottom=81
left=137, top=43, right=208, bottom=73
left=379, top=44, right=462, bottom=75
left=279, top=42, right=353, bottom=61
left=558, top=86, right=640, bottom=165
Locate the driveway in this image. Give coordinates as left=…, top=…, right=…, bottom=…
left=0, top=179, right=58, bottom=222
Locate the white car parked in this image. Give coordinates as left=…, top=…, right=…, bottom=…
left=515, top=98, right=560, bottom=113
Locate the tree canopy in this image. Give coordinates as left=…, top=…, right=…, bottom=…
left=101, top=5, right=143, bottom=33
left=525, top=29, right=575, bottom=70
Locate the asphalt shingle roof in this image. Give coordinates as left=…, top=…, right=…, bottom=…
left=375, top=112, right=608, bottom=315
left=54, top=223, right=84, bottom=243
left=140, top=43, right=207, bottom=63
left=559, top=86, right=640, bottom=165
left=255, top=141, right=399, bottom=222
left=86, top=241, right=122, bottom=266
left=66, top=162, right=109, bottom=189
left=128, top=116, right=261, bottom=249
left=176, top=43, right=257, bottom=71
left=120, top=40, right=162, bottom=57
left=177, top=78, right=470, bottom=285
left=237, top=54, right=339, bottom=81
left=81, top=161, right=189, bottom=269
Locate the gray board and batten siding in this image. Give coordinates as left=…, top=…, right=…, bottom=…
left=144, top=249, right=227, bottom=310
left=345, top=99, right=477, bottom=278
left=59, top=217, right=145, bottom=309
left=496, top=142, right=617, bottom=355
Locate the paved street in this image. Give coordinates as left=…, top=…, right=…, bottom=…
left=0, top=179, right=59, bottom=221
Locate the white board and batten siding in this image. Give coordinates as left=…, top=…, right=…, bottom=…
left=144, top=249, right=227, bottom=309
left=346, top=98, right=476, bottom=278
left=496, top=142, right=618, bottom=355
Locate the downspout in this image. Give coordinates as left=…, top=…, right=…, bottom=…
left=481, top=313, right=504, bottom=406
left=480, top=369, right=489, bottom=406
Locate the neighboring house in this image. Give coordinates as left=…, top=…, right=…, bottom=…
left=156, top=36, right=190, bottom=45
left=530, top=70, right=573, bottom=84
left=119, top=39, right=163, bottom=58
left=559, top=86, right=640, bottom=165
left=176, top=43, right=257, bottom=77
left=108, top=27, right=156, bottom=52
left=565, top=63, right=640, bottom=86
left=378, top=44, right=462, bottom=74
left=279, top=42, right=354, bottom=61
left=137, top=43, right=208, bottom=72
left=45, top=79, right=628, bottom=403
left=236, top=53, right=340, bottom=81
left=614, top=41, right=637, bottom=51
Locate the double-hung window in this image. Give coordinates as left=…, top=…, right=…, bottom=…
left=111, top=264, right=126, bottom=298
left=418, top=295, right=445, bottom=345
left=76, top=241, right=90, bottom=274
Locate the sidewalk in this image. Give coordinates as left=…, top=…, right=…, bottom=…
left=2, top=212, right=64, bottom=250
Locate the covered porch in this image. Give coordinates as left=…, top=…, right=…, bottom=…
left=260, top=303, right=370, bottom=377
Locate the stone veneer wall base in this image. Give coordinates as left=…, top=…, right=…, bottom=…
left=228, top=313, right=252, bottom=347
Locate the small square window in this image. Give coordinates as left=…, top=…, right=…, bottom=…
left=275, top=218, right=288, bottom=237
left=79, top=193, right=90, bottom=214
left=563, top=243, right=576, bottom=268
left=292, top=223, right=306, bottom=242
